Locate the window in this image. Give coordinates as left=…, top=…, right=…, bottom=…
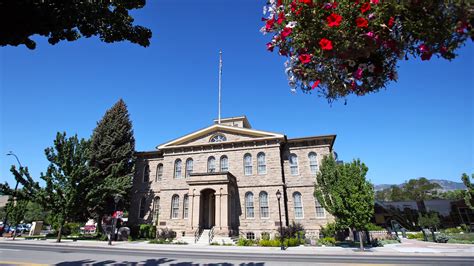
left=259, top=192, right=269, bottom=218
left=289, top=154, right=299, bottom=175
left=143, top=165, right=150, bottom=182
left=220, top=156, right=228, bottom=172
left=257, top=152, right=266, bottom=174
left=210, top=134, right=227, bottom=143
left=246, top=232, right=255, bottom=240
left=315, top=198, right=325, bottom=218
left=139, top=197, right=146, bottom=219
left=174, top=159, right=182, bottom=179
left=185, top=159, right=193, bottom=178
left=171, top=195, right=180, bottom=219
left=152, top=197, right=160, bottom=223
left=208, top=156, right=216, bottom=173
left=293, top=192, right=303, bottom=219
left=309, top=152, right=318, bottom=175
left=183, top=195, right=189, bottom=219
left=244, top=153, right=252, bottom=175
left=245, top=192, right=254, bottom=218
left=156, top=163, right=163, bottom=181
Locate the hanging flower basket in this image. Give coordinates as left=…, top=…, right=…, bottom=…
left=262, top=0, right=473, bottom=102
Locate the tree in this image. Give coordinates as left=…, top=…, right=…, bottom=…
left=261, top=0, right=473, bottom=102
left=314, top=155, right=374, bottom=250
left=38, top=132, right=90, bottom=242
left=0, top=1, right=152, bottom=49
left=418, top=211, right=440, bottom=241
left=5, top=199, right=28, bottom=240
left=23, top=202, right=48, bottom=223
left=85, top=99, right=135, bottom=234
left=461, top=173, right=474, bottom=209
left=403, top=178, right=441, bottom=201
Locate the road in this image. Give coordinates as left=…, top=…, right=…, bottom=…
left=0, top=242, right=473, bottom=265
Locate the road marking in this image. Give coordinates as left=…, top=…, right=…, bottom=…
left=0, top=249, right=21, bottom=252
left=0, top=261, right=48, bottom=266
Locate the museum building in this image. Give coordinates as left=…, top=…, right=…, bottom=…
left=129, top=116, right=336, bottom=243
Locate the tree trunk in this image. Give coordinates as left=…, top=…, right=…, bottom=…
left=12, top=225, right=17, bottom=241
left=57, top=223, right=63, bottom=243
left=430, top=228, right=436, bottom=242
left=358, top=231, right=364, bottom=251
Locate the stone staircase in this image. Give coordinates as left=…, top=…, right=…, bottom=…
left=179, top=228, right=236, bottom=245
left=195, top=229, right=211, bottom=245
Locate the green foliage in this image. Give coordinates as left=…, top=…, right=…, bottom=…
left=37, top=132, right=90, bottom=242
left=284, top=237, right=304, bottom=247
left=435, top=233, right=450, bottom=243
left=156, top=227, right=176, bottom=241
left=418, top=211, right=440, bottom=229
left=443, top=227, right=464, bottom=234
left=407, top=232, right=424, bottom=240
left=261, top=232, right=270, bottom=241
left=6, top=200, right=28, bottom=226
left=23, top=202, right=48, bottom=223
left=436, top=190, right=466, bottom=200
left=281, top=221, right=305, bottom=238
left=314, top=155, right=374, bottom=233
left=372, top=239, right=400, bottom=247
left=320, top=222, right=337, bottom=237
left=237, top=238, right=255, bottom=246
left=317, top=237, right=336, bottom=246
left=1, top=1, right=152, bottom=49
left=366, top=223, right=385, bottom=231
left=85, top=99, right=135, bottom=225
left=139, top=224, right=155, bottom=239
left=258, top=239, right=281, bottom=247
left=149, top=239, right=171, bottom=244
left=375, top=178, right=443, bottom=201
left=461, top=173, right=474, bottom=210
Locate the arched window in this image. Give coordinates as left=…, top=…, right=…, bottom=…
left=309, top=152, right=318, bottom=175
left=244, top=153, right=252, bottom=175
left=257, top=152, right=266, bottom=174
left=183, top=195, right=189, bottom=219
left=259, top=191, right=269, bottom=218
left=139, top=197, right=147, bottom=219
left=245, top=192, right=254, bottom=218
left=143, top=165, right=150, bottom=183
left=210, top=134, right=227, bottom=143
left=315, top=198, right=325, bottom=218
left=207, top=156, right=216, bottom=173
left=171, top=195, right=179, bottom=219
left=293, top=192, right=303, bottom=219
left=174, top=159, right=182, bottom=179
left=220, top=155, right=228, bottom=172
left=152, top=197, right=160, bottom=223
left=289, top=154, right=299, bottom=175
left=156, top=163, right=163, bottom=181
left=185, top=159, right=193, bottom=178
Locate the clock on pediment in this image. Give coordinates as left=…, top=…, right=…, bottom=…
left=209, top=133, right=227, bottom=143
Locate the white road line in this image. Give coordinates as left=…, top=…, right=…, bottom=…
left=0, top=248, right=22, bottom=251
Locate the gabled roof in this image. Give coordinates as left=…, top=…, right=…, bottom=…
left=157, top=124, right=285, bottom=149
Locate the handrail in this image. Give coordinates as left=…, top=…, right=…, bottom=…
left=208, top=226, right=215, bottom=244
left=194, top=227, right=201, bottom=243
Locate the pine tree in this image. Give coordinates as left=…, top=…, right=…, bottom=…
left=86, top=99, right=135, bottom=233
left=461, top=173, right=474, bottom=210
left=314, top=155, right=374, bottom=250
left=38, top=132, right=90, bottom=242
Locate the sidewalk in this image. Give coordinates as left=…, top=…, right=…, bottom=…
left=2, top=237, right=474, bottom=257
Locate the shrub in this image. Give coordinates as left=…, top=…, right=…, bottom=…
left=366, top=223, right=385, bottom=231
left=444, top=227, right=463, bottom=234
left=237, top=238, right=255, bottom=246
left=284, top=237, right=303, bottom=247
left=320, top=222, right=337, bottom=238
left=149, top=239, right=171, bottom=244
left=318, top=237, right=336, bottom=246
left=281, top=221, right=305, bottom=238
left=63, top=222, right=82, bottom=236
left=157, top=228, right=176, bottom=241
left=261, top=232, right=270, bottom=241
left=259, top=239, right=281, bottom=247
left=407, top=232, right=424, bottom=240
left=435, top=233, right=450, bottom=243
left=139, top=224, right=152, bottom=239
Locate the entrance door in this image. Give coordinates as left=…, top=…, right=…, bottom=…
left=199, top=189, right=216, bottom=229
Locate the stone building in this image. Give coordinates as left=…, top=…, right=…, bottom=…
left=130, top=116, right=335, bottom=242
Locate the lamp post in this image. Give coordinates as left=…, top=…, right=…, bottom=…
left=109, top=194, right=122, bottom=245
left=1, top=152, right=22, bottom=237
left=276, top=189, right=284, bottom=251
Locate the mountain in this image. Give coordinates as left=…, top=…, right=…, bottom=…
left=375, top=179, right=466, bottom=192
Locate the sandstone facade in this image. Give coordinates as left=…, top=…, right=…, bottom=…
left=129, top=116, right=335, bottom=240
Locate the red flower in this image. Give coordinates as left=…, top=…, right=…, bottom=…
left=277, top=0, right=283, bottom=6
left=356, top=17, right=368, bottom=28
left=277, top=12, right=285, bottom=24
left=299, top=54, right=312, bottom=64
left=421, top=52, right=432, bottom=61
left=319, top=38, right=333, bottom=50
left=281, top=27, right=292, bottom=38
left=418, top=43, right=429, bottom=53
left=327, top=13, right=343, bottom=27
left=312, top=80, right=320, bottom=89
left=360, top=2, right=371, bottom=13
left=388, top=17, right=395, bottom=28
left=371, top=0, right=379, bottom=4
left=266, top=42, right=274, bottom=52
left=299, top=0, right=312, bottom=4
left=265, top=18, right=275, bottom=31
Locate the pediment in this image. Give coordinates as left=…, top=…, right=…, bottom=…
left=157, top=124, right=284, bottom=149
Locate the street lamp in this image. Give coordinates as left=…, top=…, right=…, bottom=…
left=276, top=189, right=284, bottom=251
left=109, top=194, right=122, bottom=245
left=1, top=152, right=22, bottom=237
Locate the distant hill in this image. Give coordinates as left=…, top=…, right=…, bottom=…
left=375, top=179, right=466, bottom=192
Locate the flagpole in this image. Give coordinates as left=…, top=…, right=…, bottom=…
left=218, top=50, right=222, bottom=124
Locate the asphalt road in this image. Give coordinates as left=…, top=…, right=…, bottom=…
left=0, top=242, right=473, bottom=266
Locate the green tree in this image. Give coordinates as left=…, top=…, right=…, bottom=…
left=461, top=173, right=474, bottom=209
left=85, top=99, right=135, bottom=234
left=436, top=190, right=466, bottom=200
left=38, top=132, right=90, bottom=242
left=1, top=1, right=152, bottom=49
left=418, top=211, right=441, bottom=241
left=5, top=199, right=28, bottom=240
left=314, top=155, right=374, bottom=250
left=23, top=202, right=48, bottom=223
left=403, top=178, right=441, bottom=201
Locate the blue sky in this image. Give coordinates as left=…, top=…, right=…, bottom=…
left=1, top=0, right=473, bottom=187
